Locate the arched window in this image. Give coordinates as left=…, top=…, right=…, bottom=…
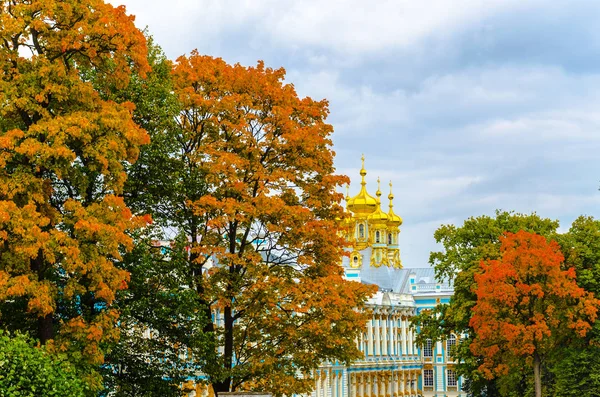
left=359, top=224, right=365, bottom=239
left=376, top=231, right=380, bottom=243
left=353, top=255, right=359, bottom=266
left=388, top=233, right=392, bottom=245
left=447, top=334, right=457, bottom=358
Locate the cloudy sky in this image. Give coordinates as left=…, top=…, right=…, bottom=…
left=113, top=0, right=600, bottom=268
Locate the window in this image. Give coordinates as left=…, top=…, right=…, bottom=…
left=375, top=231, right=380, bottom=243
left=447, top=334, right=457, bottom=358
left=388, top=233, right=392, bottom=244
left=353, top=255, right=359, bottom=266
left=423, top=369, right=434, bottom=387
left=359, top=224, right=365, bottom=239
left=423, top=339, right=433, bottom=358
left=447, top=369, right=457, bottom=387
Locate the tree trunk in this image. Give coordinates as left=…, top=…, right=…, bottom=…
left=533, top=351, right=542, bottom=397
left=31, top=249, right=53, bottom=343
left=213, top=303, right=234, bottom=394
left=38, top=313, right=53, bottom=344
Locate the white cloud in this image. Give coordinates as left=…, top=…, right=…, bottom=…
left=110, top=0, right=600, bottom=267
left=112, top=0, right=540, bottom=56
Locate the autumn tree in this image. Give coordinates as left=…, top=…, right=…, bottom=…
left=470, top=230, right=599, bottom=397
left=117, top=52, right=375, bottom=396
left=0, top=0, right=149, bottom=387
left=412, top=211, right=560, bottom=396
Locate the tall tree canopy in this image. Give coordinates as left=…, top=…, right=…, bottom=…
left=0, top=0, right=149, bottom=386
left=470, top=231, right=599, bottom=397
left=117, top=52, right=375, bottom=396
left=412, top=210, right=560, bottom=396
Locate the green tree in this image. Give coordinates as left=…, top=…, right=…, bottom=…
left=94, top=40, right=212, bottom=396
left=0, top=332, right=87, bottom=396
left=412, top=210, right=560, bottom=396
left=551, top=216, right=600, bottom=397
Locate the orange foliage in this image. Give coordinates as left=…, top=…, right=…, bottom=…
left=470, top=231, right=600, bottom=381
left=0, top=0, right=149, bottom=368
left=171, top=53, right=375, bottom=394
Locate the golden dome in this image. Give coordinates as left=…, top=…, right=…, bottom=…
left=387, top=181, right=403, bottom=227
left=367, top=178, right=388, bottom=224
left=347, top=155, right=377, bottom=215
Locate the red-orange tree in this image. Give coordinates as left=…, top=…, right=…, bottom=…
left=470, top=230, right=600, bottom=397
left=167, top=53, right=375, bottom=395
left=0, top=0, right=149, bottom=383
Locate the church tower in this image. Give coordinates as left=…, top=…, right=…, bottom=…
left=343, top=156, right=403, bottom=278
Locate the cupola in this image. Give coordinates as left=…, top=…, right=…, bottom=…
left=347, top=155, right=377, bottom=215
left=387, top=181, right=403, bottom=227
left=367, top=178, right=388, bottom=224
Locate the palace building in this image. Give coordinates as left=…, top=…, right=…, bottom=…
left=309, top=157, right=463, bottom=397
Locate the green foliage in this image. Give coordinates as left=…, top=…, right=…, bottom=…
left=551, top=345, right=600, bottom=397
left=102, top=230, right=213, bottom=396
left=550, top=215, right=600, bottom=397
left=0, top=332, right=87, bottom=397
left=412, top=210, right=560, bottom=397
left=559, top=216, right=600, bottom=295
left=96, top=39, right=214, bottom=395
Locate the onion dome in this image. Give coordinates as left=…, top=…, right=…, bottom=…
left=387, top=181, right=403, bottom=227
left=367, top=178, right=388, bottom=224
left=347, top=155, right=377, bottom=215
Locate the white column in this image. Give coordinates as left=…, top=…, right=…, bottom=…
left=382, top=314, right=388, bottom=356
left=401, top=316, right=407, bottom=356
left=368, top=319, right=373, bottom=356
left=390, top=314, right=395, bottom=355
left=389, top=315, right=393, bottom=356
left=399, top=371, right=405, bottom=394
left=374, top=315, right=380, bottom=356
left=411, top=328, right=416, bottom=356
left=316, top=371, right=321, bottom=397
left=407, top=320, right=413, bottom=355
left=396, top=316, right=401, bottom=356
left=393, top=314, right=398, bottom=356
left=360, top=373, right=365, bottom=397
left=413, top=371, right=418, bottom=395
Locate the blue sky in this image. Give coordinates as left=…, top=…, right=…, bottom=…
left=114, top=0, right=600, bottom=267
